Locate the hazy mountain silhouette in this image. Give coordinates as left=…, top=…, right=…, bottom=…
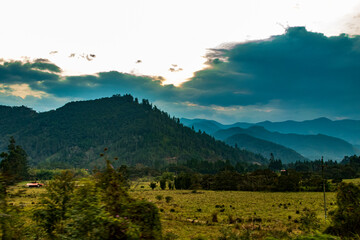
left=213, top=126, right=357, bottom=161
left=225, top=133, right=308, bottom=163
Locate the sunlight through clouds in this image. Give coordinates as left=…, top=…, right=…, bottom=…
left=0, top=83, right=49, bottom=99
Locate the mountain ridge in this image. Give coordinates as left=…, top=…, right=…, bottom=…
left=181, top=118, right=359, bottom=161
left=0, top=95, right=266, bottom=169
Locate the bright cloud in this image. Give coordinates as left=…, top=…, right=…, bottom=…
left=1, top=27, right=360, bottom=123
left=1, top=0, right=360, bottom=86
left=0, top=83, right=49, bottom=99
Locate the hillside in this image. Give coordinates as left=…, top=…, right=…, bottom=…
left=0, top=95, right=266, bottom=168
left=225, top=133, right=308, bottom=163
left=214, top=126, right=357, bottom=161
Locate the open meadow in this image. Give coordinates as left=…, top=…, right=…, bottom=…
left=7, top=180, right=343, bottom=239
left=130, top=183, right=337, bottom=239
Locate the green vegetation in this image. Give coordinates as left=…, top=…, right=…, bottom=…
left=325, top=182, right=360, bottom=238
left=0, top=95, right=265, bottom=169
left=3, top=173, right=360, bottom=239
left=1, top=98, right=360, bottom=239
left=0, top=137, right=29, bottom=184
left=1, top=151, right=162, bottom=239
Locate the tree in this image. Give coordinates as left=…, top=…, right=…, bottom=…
left=268, top=158, right=283, bottom=172
left=33, top=150, right=162, bottom=239
left=33, top=170, right=76, bottom=238
left=0, top=137, right=29, bottom=183
left=326, top=182, right=360, bottom=237
left=159, top=179, right=166, bottom=190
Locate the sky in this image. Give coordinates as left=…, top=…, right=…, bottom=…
left=1, top=0, right=360, bottom=123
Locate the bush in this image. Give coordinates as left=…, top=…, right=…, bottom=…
left=125, top=200, right=162, bottom=239
left=212, top=212, right=218, bottom=223
left=150, top=182, right=157, bottom=190
left=160, top=179, right=166, bottom=190
left=165, top=196, right=173, bottom=203
left=326, top=182, right=360, bottom=237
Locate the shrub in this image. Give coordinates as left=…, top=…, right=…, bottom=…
left=212, top=212, right=218, bottom=223
left=326, top=182, right=360, bottom=237
left=150, top=182, right=157, bottom=190
left=228, top=214, right=235, bottom=224
left=156, top=195, right=163, bottom=201
left=165, top=196, right=173, bottom=203
left=160, top=179, right=166, bottom=190
left=125, top=200, right=162, bottom=239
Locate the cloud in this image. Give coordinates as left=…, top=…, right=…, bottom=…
left=0, top=60, right=180, bottom=112
left=0, top=83, right=49, bottom=99
left=0, top=60, right=60, bottom=86
left=67, top=53, right=96, bottom=61
left=179, top=27, right=360, bottom=121
left=1, top=27, right=360, bottom=123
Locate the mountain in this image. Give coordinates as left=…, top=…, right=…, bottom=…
left=0, top=95, right=266, bottom=168
left=180, top=119, right=222, bottom=135
left=224, top=133, right=308, bottom=163
left=180, top=118, right=225, bottom=135
left=214, top=126, right=357, bottom=161
left=182, top=117, right=360, bottom=146
left=254, top=117, right=360, bottom=145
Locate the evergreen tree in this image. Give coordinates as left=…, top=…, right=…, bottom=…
left=0, top=137, right=29, bottom=183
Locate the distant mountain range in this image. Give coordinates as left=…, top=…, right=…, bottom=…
left=225, top=133, right=308, bottom=163
left=0, top=95, right=266, bottom=169
left=181, top=118, right=360, bottom=162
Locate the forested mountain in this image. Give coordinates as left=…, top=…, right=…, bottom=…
left=0, top=95, right=266, bottom=168
left=180, top=118, right=223, bottom=135
left=214, top=126, right=357, bottom=161
left=225, top=134, right=308, bottom=163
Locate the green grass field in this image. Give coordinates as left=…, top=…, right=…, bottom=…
left=7, top=181, right=341, bottom=239
left=129, top=183, right=337, bottom=239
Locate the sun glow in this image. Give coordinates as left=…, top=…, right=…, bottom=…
left=1, top=0, right=359, bottom=86
left=0, top=84, right=49, bottom=99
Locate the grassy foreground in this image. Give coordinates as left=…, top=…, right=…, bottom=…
left=8, top=181, right=340, bottom=239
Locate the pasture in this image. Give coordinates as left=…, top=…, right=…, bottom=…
left=6, top=180, right=344, bottom=239
left=130, top=183, right=337, bottom=239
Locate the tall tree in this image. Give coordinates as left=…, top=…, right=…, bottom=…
left=0, top=137, right=29, bottom=183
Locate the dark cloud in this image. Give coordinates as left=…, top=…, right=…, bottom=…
left=181, top=27, right=360, bottom=120
left=1, top=27, right=360, bottom=122
left=0, top=60, right=179, bottom=111
left=68, top=53, right=96, bottom=61
left=0, top=61, right=60, bottom=85
left=169, top=64, right=183, bottom=72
